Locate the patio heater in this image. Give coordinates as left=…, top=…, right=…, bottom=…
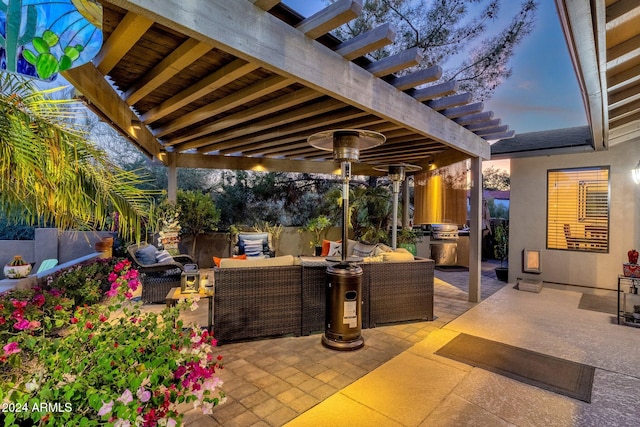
left=308, top=129, right=385, bottom=350
left=373, top=164, right=422, bottom=250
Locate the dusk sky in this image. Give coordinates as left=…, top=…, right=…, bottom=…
left=282, top=0, right=587, bottom=137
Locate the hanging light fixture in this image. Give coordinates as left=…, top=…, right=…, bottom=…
left=373, top=164, right=422, bottom=249
left=633, top=160, right=640, bottom=185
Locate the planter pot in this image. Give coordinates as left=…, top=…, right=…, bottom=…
left=495, top=267, right=508, bottom=282
left=4, top=264, right=32, bottom=279
left=399, top=243, right=417, bottom=256
left=314, top=246, right=322, bottom=256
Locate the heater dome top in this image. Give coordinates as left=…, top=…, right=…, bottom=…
left=307, top=129, right=385, bottom=152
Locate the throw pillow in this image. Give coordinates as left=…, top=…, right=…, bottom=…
left=321, top=239, right=332, bottom=257
left=244, top=239, right=264, bottom=257
left=135, top=244, right=158, bottom=265
left=352, top=242, right=377, bottom=258
left=155, top=250, right=173, bottom=264
left=327, top=241, right=342, bottom=257
left=213, top=254, right=247, bottom=268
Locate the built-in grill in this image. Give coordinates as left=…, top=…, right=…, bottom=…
left=429, top=223, right=459, bottom=266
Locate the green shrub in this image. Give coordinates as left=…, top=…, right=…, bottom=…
left=47, top=258, right=120, bottom=307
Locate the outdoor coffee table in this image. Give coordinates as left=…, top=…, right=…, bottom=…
left=165, top=287, right=214, bottom=332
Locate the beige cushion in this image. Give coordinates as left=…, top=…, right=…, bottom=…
left=219, top=255, right=295, bottom=269
left=382, top=250, right=415, bottom=262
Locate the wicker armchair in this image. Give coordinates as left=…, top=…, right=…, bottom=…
left=127, top=244, right=194, bottom=303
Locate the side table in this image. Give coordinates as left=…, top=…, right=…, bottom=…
left=617, top=275, right=640, bottom=326
left=165, top=287, right=214, bottom=332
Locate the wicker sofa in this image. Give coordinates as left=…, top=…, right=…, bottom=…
left=213, top=256, right=301, bottom=343
left=212, top=255, right=434, bottom=343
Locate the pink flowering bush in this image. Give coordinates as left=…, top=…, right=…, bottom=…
left=1, top=259, right=225, bottom=426
left=0, top=287, right=73, bottom=340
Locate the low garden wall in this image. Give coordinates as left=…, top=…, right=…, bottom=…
left=0, top=228, right=112, bottom=278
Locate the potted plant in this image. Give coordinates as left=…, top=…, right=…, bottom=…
left=397, top=227, right=421, bottom=255
left=155, top=199, right=182, bottom=255
left=301, top=215, right=332, bottom=256
left=493, top=222, right=509, bottom=282
left=3, top=255, right=32, bottom=279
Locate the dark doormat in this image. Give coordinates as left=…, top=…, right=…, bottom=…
left=578, top=293, right=617, bottom=315
left=435, top=266, right=469, bottom=272
left=435, top=333, right=595, bottom=402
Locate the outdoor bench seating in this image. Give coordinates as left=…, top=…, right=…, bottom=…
left=212, top=256, right=434, bottom=343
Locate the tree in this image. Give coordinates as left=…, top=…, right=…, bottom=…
left=483, top=166, right=510, bottom=190
left=177, top=190, right=221, bottom=256
left=0, top=73, right=155, bottom=241
left=332, top=0, right=537, bottom=100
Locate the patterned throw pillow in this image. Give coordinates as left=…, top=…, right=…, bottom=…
left=244, top=239, right=264, bottom=257
left=352, top=242, right=377, bottom=257
left=135, top=244, right=158, bottom=265
left=327, top=241, right=342, bottom=257
left=155, top=250, right=173, bottom=264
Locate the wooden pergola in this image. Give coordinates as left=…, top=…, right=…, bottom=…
left=557, top=0, right=640, bottom=148
left=61, top=0, right=508, bottom=301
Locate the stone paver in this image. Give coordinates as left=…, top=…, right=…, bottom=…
left=138, top=264, right=506, bottom=426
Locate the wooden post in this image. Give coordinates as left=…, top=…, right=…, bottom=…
left=469, top=157, right=482, bottom=303
left=167, top=153, right=178, bottom=202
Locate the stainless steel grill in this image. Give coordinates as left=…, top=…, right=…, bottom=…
left=429, top=224, right=459, bottom=266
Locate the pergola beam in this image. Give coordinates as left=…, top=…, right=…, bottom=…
left=334, top=23, right=395, bottom=60
left=175, top=153, right=385, bottom=176
left=412, top=81, right=458, bottom=102
left=63, top=63, right=161, bottom=159
left=154, top=75, right=291, bottom=137
left=427, top=92, right=472, bottom=111
left=141, top=59, right=259, bottom=124
left=455, top=111, right=494, bottom=126
left=296, top=0, right=362, bottom=39
left=465, top=118, right=501, bottom=131
left=124, top=39, right=211, bottom=105
left=392, top=66, right=442, bottom=90
left=173, top=98, right=347, bottom=152
left=95, top=11, right=153, bottom=74
left=365, top=47, right=422, bottom=77
left=252, top=0, right=280, bottom=11
left=475, top=125, right=509, bottom=137
left=167, top=88, right=324, bottom=147
left=105, top=0, right=489, bottom=158
left=442, top=102, right=484, bottom=119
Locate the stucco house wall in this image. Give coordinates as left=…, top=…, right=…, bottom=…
left=509, top=138, right=640, bottom=290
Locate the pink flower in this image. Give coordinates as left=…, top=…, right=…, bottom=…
left=99, top=314, right=108, bottom=322
left=125, top=269, right=138, bottom=280
left=0, top=317, right=5, bottom=325
left=174, top=365, right=187, bottom=379
left=106, top=288, right=118, bottom=298
left=108, top=272, right=118, bottom=282
left=124, top=291, right=133, bottom=300
left=13, top=319, right=30, bottom=330
left=117, top=389, right=133, bottom=405
left=48, top=289, right=62, bottom=297
left=97, top=400, right=113, bottom=416
left=70, top=317, right=78, bottom=324
left=127, top=280, right=138, bottom=291
left=136, top=387, right=151, bottom=403
left=28, top=320, right=41, bottom=329
left=54, top=305, right=63, bottom=311
left=85, top=321, right=94, bottom=330
left=3, top=342, right=21, bottom=356
left=32, top=294, right=45, bottom=307
left=11, top=300, right=27, bottom=309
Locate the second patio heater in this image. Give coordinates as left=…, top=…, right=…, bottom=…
left=308, top=129, right=385, bottom=351
left=373, top=164, right=422, bottom=250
